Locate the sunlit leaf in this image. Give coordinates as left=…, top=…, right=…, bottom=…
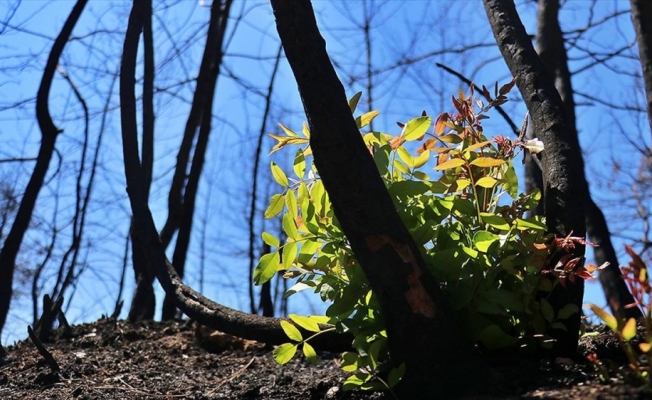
left=280, top=320, right=303, bottom=341
left=290, top=314, right=321, bottom=332
left=282, top=241, right=298, bottom=270
left=356, top=110, right=380, bottom=129
left=514, top=218, right=547, bottom=231
left=302, top=342, right=318, bottom=365
left=640, top=343, right=652, bottom=353
left=464, top=140, right=491, bottom=152
left=348, top=92, right=362, bottom=113
left=302, top=122, right=310, bottom=139
left=473, top=230, right=499, bottom=253
left=293, top=149, right=306, bottom=179
left=438, top=134, right=463, bottom=144
left=271, top=162, right=289, bottom=187
left=622, top=317, right=637, bottom=341
left=254, top=251, right=280, bottom=285
left=261, top=232, right=279, bottom=248
left=403, top=116, right=432, bottom=141
left=586, top=303, right=618, bottom=331
left=273, top=343, right=297, bottom=364
left=435, top=157, right=465, bottom=170
left=470, top=157, right=505, bottom=168
left=264, top=194, right=284, bottom=219
left=434, top=112, right=449, bottom=135
left=479, top=212, right=509, bottom=230
left=283, top=213, right=299, bottom=241
left=412, top=149, right=430, bottom=168
left=278, top=122, right=298, bottom=137
left=476, top=176, right=498, bottom=188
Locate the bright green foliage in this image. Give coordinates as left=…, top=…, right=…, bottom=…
left=256, top=80, right=599, bottom=392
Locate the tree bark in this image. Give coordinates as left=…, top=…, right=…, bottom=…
left=270, top=0, right=489, bottom=397
left=630, top=0, right=652, bottom=138
left=536, top=0, right=640, bottom=319
left=483, top=0, right=587, bottom=355
left=0, top=0, right=87, bottom=357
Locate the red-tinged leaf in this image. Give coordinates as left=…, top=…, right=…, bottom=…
left=640, top=343, right=652, bottom=353
left=452, top=95, right=464, bottom=115
left=435, top=158, right=465, bottom=170
left=470, top=157, right=505, bottom=168
left=435, top=112, right=449, bottom=135
left=482, top=85, right=492, bottom=101
left=621, top=317, right=637, bottom=341
left=416, top=138, right=437, bottom=154
left=499, top=77, right=517, bottom=96
left=389, top=136, right=406, bottom=150
left=437, top=152, right=448, bottom=166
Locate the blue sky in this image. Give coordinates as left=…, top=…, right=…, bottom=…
left=0, top=0, right=643, bottom=345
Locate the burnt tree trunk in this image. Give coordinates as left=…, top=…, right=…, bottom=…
left=0, top=0, right=87, bottom=357
left=483, top=0, right=587, bottom=356
left=630, top=0, right=652, bottom=137
left=536, top=0, right=639, bottom=319
left=270, top=0, right=489, bottom=397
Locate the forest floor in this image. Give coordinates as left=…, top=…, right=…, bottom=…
left=0, top=318, right=650, bottom=400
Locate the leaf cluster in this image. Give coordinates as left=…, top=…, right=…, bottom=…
left=256, top=81, right=598, bottom=392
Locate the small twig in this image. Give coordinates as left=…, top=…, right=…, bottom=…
left=27, top=325, right=60, bottom=372
left=205, top=357, right=256, bottom=396
left=93, top=385, right=187, bottom=398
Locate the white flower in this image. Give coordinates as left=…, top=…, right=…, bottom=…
left=523, top=138, right=544, bottom=154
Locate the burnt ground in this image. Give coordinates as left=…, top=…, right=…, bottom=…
left=0, top=318, right=650, bottom=400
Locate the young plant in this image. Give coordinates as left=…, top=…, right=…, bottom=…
left=586, top=245, right=652, bottom=384
left=256, top=80, right=601, bottom=391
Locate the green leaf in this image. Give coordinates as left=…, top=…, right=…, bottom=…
left=298, top=240, right=321, bottom=263
left=470, top=157, right=505, bottom=168
left=473, top=231, right=499, bottom=253
left=293, top=149, right=306, bottom=179
left=285, top=190, right=298, bottom=221
left=273, top=343, right=297, bottom=364
left=348, top=92, right=362, bottom=113
left=476, top=176, right=498, bottom=188
left=396, top=146, right=414, bottom=167
left=302, top=342, right=318, bottom=365
left=340, top=352, right=359, bottom=372
left=280, top=320, right=303, bottom=341
left=283, top=213, right=299, bottom=241
left=289, top=314, right=320, bottom=332
left=254, top=251, right=280, bottom=285
left=264, top=194, right=285, bottom=219
left=586, top=304, right=617, bottom=330
left=261, top=232, right=279, bottom=248
left=479, top=212, right=510, bottom=230
left=403, top=116, right=432, bottom=141
left=502, top=162, right=518, bottom=199
left=343, top=373, right=371, bottom=391
left=282, top=241, right=298, bottom=270
left=557, top=304, right=579, bottom=320
left=622, top=317, right=637, bottom=341
left=540, top=298, right=554, bottom=323
left=356, top=110, right=380, bottom=129
left=515, top=218, right=547, bottom=231
left=435, top=158, right=465, bottom=170
left=388, top=363, right=406, bottom=388
left=479, top=325, right=518, bottom=350
left=271, top=162, right=289, bottom=187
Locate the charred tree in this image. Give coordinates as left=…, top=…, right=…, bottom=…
left=630, top=0, right=652, bottom=137
left=270, top=0, right=489, bottom=397
left=0, top=0, right=87, bottom=357
left=483, top=0, right=587, bottom=355
left=535, top=0, right=640, bottom=319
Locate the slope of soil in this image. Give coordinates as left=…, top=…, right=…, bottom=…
left=0, top=318, right=649, bottom=399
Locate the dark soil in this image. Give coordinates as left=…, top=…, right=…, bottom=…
left=0, top=318, right=650, bottom=399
